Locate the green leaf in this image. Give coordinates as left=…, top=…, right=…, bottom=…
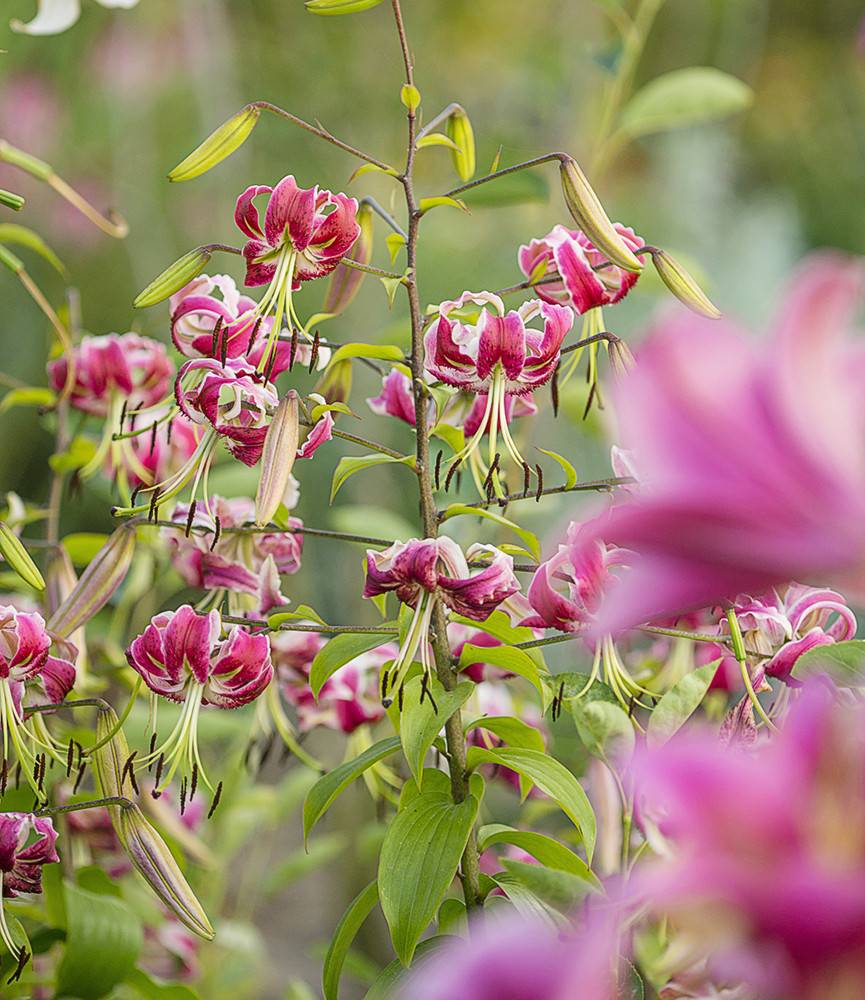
left=330, top=453, right=416, bottom=503
left=461, top=169, right=549, bottom=208
left=379, top=776, right=479, bottom=964
left=57, top=882, right=143, bottom=998
left=400, top=676, right=474, bottom=784
left=536, top=448, right=578, bottom=488
left=385, top=233, right=407, bottom=264
left=571, top=697, right=635, bottom=765
left=418, top=196, right=468, bottom=215
left=467, top=747, right=596, bottom=860
left=49, top=434, right=97, bottom=473
left=62, top=532, right=110, bottom=568
left=303, top=737, right=401, bottom=843
left=400, top=84, right=422, bottom=111
left=619, top=67, right=754, bottom=140
left=464, top=715, right=545, bottom=752
left=0, top=223, right=68, bottom=277
left=268, top=604, right=328, bottom=628
left=364, top=938, right=455, bottom=999
left=0, top=386, right=55, bottom=413
left=647, top=660, right=719, bottom=748
left=124, top=967, right=201, bottom=999
left=429, top=421, right=465, bottom=456
left=323, top=880, right=379, bottom=1000
left=417, top=133, right=461, bottom=151
left=311, top=630, right=397, bottom=697
left=440, top=504, right=541, bottom=561
left=478, top=824, right=601, bottom=888
left=792, top=639, right=865, bottom=687
left=327, top=343, right=406, bottom=366
left=457, top=643, right=547, bottom=701
left=500, top=859, right=597, bottom=909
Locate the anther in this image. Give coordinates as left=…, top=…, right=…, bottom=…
left=207, top=780, right=223, bottom=819
left=535, top=464, right=544, bottom=502
left=434, top=450, right=443, bottom=491
left=185, top=500, right=197, bottom=538
left=73, top=762, right=86, bottom=794
left=210, top=515, right=222, bottom=552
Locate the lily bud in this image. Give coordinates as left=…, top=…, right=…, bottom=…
left=133, top=247, right=213, bottom=309
left=255, top=393, right=300, bottom=527
left=650, top=249, right=721, bottom=319
left=0, top=521, right=44, bottom=591
left=305, top=0, right=384, bottom=14
left=447, top=107, right=476, bottom=182
left=93, top=707, right=214, bottom=941
left=45, top=548, right=89, bottom=680
left=48, top=523, right=135, bottom=637
left=0, top=189, right=24, bottom=212
left=558, top=156, right=642, bottom=274
left=168, top=105, right=261, bottom=183
left=323, top=202, right=373, bottom=316
left=607, top=338, right=636, bottom=379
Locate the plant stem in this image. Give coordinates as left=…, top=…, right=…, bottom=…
left=221, top=617, right=398, bottom=636
left=437, top=476, right=633, bottom=517
left=444, top=152, right=569, bottom=199
left=152, top=519, right=395, bottom=548
left=392, top=0, right=481, bottom=910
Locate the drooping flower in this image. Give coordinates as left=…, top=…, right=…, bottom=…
left=518, top=223, right=645, bottom=314
left=48, top=333, right=172, bottom=419
left=574, top=254, right=865, bottom=635
left=423, top=292, right=572, bottom=491
left=363, top=537, right=519, bottom=703
left=634, top=683, right=865, bottom=1000
left=367, top=369, right=419, bottom=426
left=0, top=813, right=58, bottom=957
left=164, top=495, right=302, bottom=615
left=126, top=606, right=273, bottom=791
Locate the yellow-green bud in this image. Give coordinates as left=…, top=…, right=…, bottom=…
left=650, top=249, right=721, bottom=319
left=133, top=247, right=213, bottom=309
left=255, top=393, right=300, bottom=528
left=305, top=0, right=385, bottom=14
left=0, top=522, right=44, bottom=591
left=447, top=107, right=476, bottom=182
left=168, top=105, right=261, bottom=183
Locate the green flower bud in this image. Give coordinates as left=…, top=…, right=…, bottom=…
left=447, top=107, right=476, bottom=182
left=650, top=249, right=721, bottom=319
left=168, top=105, right=261, bottom=183
left=133, top=247, right=213, bottom=309
left=0, top=522, right=44, bottom=591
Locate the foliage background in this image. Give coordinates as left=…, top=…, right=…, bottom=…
left=0, top=1, right=863, bottom=995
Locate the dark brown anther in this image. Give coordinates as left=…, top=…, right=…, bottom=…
left=210, top=515, right=222, bottom=552
left=66, top=739, right=75, bottom=777
left=32, top=755, right=40, bottom=787
left=38, top=753, right=47, bottom=790
left=398, top=683, right=405, bottom=712
left=263, top=347, right=277, bottom=385
left=535, top=464, right=544, bottom=502
left=180, top=775, right=188, bottom=816
left=308, top=331, right=320, bottom=374
left=207, top=780, right=223, bottom=819
left=130, top=485, right=141, bottom=508
left=1, top=759, right=8, bottom=796
left=149, top=420, right=158, bottom=457
left=426, top=683, right=438, bottom=715
left=434, top=450, right=443, bottom=491
left=129, top=412, right=137, bottom=432
left=148, top=488, right=161, bottom=522
left=153, top=753, right=165, bottom=792
left=522, top=461, right=531, bottom=497
left=147, top=732, right=157, bottom=770
left=166, top=418, right=174, bottom=445
left=551, top=365, right=560, bottom=417
left=7, top=945, right=29, bottom=985
left=75, top=740, right=83, bottom=773
left=582, top=381, right=597, bottom=421
left=184, top=500, right=197, bottom=538
left=118, top=399, right=129, bottom=434
left=122, top=752, right=139, bottom=796
left=627, top=695, right=636, bottom=719
left=380, top=668, right=389, bottom=701
left=444, top=459, right=461, bottom=493
left=73, top=762, right=86, bottom=794
left=289, top=326, right=298, bottom=371
left=210, top=316, right=223, bottom=359
left=419, top=672, right=427, bottom=706
left=246, top=318, right=262, bottom=356
left=14, top=762, right=21, bottom=791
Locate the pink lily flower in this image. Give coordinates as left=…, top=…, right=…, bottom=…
left=126, top=605, right=273, bottom=792
left=123, top=411, right=200, bottom=491
left=574, top=253, right=865, bottom=635
left=296, top=409, right=334, bottom=460
left=0, top=813, right=58, bottom=956
left=165, top=495, right=302, bottom=615
left=48, top=332, right=173, bottom=418
left=423, top=291, right=572, bottom=485
left=518, top=223, right=645, bottom=314
left=363, top=537, right=520, bottom=703
left=235, top=175, right=360, bottom=288
left=175, top=357, right=278, bottom=467
left=367, top=369, right=419, bottom=426
left=634, top=683, right=865, bottom=1000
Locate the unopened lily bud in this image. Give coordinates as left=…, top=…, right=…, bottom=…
left=306, top=0, right=384, bottom=14
left=314, top=359, right=353, bottom=405
left=559, top=156, right=642, bottom=274
left=607, top=338, right=636, bottom=379
left=45, top=548, right=89, bottom=679
left=48, top=523, right=135, bottom=637
left=447, top=107, right=476, bottom=182
left=0, top=189, right=24, bottom=211
left=133, top=247, right=213, bottom=309
left=650, top=249, right=721, bottom=319
left=0, top=521, right=44, bottom=591
left=168, top=105, right=261, bottom=183
left=323, top=203, right=373, bottom=316
left=256, top=393, right=300, bottom=527
left=93, top=706, right=215, bottom=940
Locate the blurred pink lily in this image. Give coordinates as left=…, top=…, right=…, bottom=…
left=364, top=537, right=520, bottom=704
left=165, top=495, right=303, bottom=615
left=0, top=813, right=58, bottom=957
left=519, top=223, right=645, bottom=314
left=423, top=291, right=571, bottom=488
left=575, top=254, right=865, bottom=634
left=169, top=273, right=273, bottom=361
left=127, top=605, right=272, bottom=792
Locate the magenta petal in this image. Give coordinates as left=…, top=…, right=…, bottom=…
left=552, top=235, right=608, bottom=313
left=367, top=369, right=417, bottom=425
left=477, top=312, right=526, bottom=382
left=165, top=606, right=221, bottom=686
left=296, top=412, right=334, bottom=459
left=265, top=175, right=316, bottom=250
left=206, top=628, right=273, bottom=708
left=234, top=184, right=272, bottom=240
left=309, top=193, right=360, bottom=260
left=242, top=240, right=279, bottom=287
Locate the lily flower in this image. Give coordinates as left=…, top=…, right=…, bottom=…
left=363, top=537, right=519, bottom=704
left=126, top=605, right=273, bottom=793
left=0, top=813, right=58, bottom=959
left=165, top=494, right=303, bottom=615
left=423, top=292, right=571, bottom=493
left=0, top=605, right=76, bottom=798
left=518, top=223, right=645, bottom=314
left=575, top=253, right=865, bottom=635
left=233, top=176, right=360, bottom=370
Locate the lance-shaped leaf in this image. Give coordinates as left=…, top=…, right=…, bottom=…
left=256, top=393, right=300, bottom=526
left=330, top=453, right=416, bottom=503
left=133, top=246, right=214, bottom=308
left=647, top=659, right=719, bottom=747
left=559, top=156, right=642, bottom=273
left=793, top=639, right=865, bottom=687
left=478, top=824, right=600, bottom=888
left=169, top=105, right=261, bottom=182
left=0, top=223, right=68, bottom=278
left=0, top=521, right=45, bottom=591
left=48, top=523, right=135, bottom=636
left=399, top=676, right=474, bottom=784
left=310, top=629, right=397, bottom=697
left=306, top=0, right=385, bottom=12
left=379, top=770, right=479, bottom=964
left=323, top=880, right=379, bottom=1000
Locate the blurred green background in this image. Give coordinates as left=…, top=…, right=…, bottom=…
left=1, top=1, right=864, bottom=994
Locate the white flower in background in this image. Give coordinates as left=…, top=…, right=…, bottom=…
left=11, top=0, right=139, bottom=36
